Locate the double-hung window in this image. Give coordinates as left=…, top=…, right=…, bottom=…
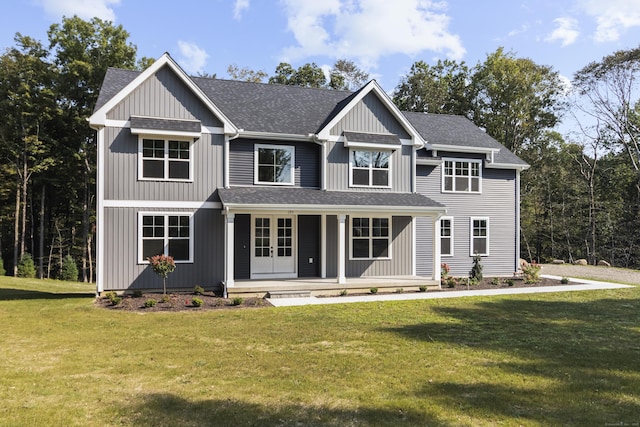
left=140, top=138, right=191, bottom=181
left=255, top=144, right=294, bottom=185
left=139, top=213, right=193, bottom=263
left=440, top=217, right=453, bottom=256
left=470, top=217, right=489, bottom=256
left=350, top=150, right=390, bottom=187
left=443, top=159, right=481, bottom=193
left=351, top=217, right=390, bottom=259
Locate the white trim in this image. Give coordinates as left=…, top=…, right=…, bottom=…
left=222, top=203, right=446, bottom=216
left=327, top=134, right=414, bottom=146
left=103, top=119, right=223, bottom=135
left=321, top=214, right=327, bottom=278
left=224, top=213, right=235, bottom=290
left=433, top=216, right=442, bottom=283
left=337, top=214, right=346, bottom=284
left=440, top=216, right=454, bottom=257
left=470, top=217, right=490, bottom=257
left=224, top=135, right=230, bottom=188
left=416, top=157, right=443, bottom=166
left=137, top=135, right=194, bottom=182
left=104, top=119, right=129, bottom=128
left=429, top=143, right=499, bottom=155
left=349, top=149, right=392, bottom=189
left=137, top=211, right=195, bottom=264
left=442, top=158, right=483, bottom=194
left=348, top=216, right=392, bottom=261
left=515, top=170, right=521, bottom=272
left=104, top=200, right=221, bottom=209
left=131, top=128, right=201, bottom=138
left=254, top=144, right=295, bottom=186
left=239, top=130, right=312, bottom=141
left=343, top=140, right=400, bottom=150
left=96, top=127, right=105, bottom=294
left=485, top=162, right=530, bottom=171
left=411, top=217, right=416, bottom=276
left=250, top=214, right=297, bottom=279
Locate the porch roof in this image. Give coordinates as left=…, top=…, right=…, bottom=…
left=218, top=187, right=445, bottom=216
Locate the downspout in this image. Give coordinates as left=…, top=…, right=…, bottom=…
left=308, top=133, right=325, bottom=191
left=225, top=129, right=243, bottom=189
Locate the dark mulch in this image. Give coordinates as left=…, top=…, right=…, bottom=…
left=438, top=275, right=567, bottom=291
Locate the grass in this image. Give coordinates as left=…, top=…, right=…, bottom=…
left=0, top=276, right=639, bottom=426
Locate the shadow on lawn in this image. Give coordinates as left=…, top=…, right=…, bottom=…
left=122, top=393, right=449, bottom=426
left=385, top=295, right=640, bottom=425
left=0, top=288, right=94, bottom=300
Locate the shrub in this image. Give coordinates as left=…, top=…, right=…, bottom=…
left=522, top=263, right=541, bottom=284
left=339, top=289, right=348, bottom=296
left=0, top=257, right=5, bottom=276
left=468, top=278, right=479, bottom=286
left=60, top=255, right=78, bottom=281
left=231, top=297, right=243, bottom=306
left=160, top=295, right=171, bottom=303
left=369, top=287, right=378, bottom=294
left=147, top=254, right=175, bottom=295
left=143, top=299, right=157, bottom=308
left=194, top=285, right=205, bottom=295
left=103, top=291, right=121, bottom=306
left=561, top=276, right=569, bottom=284
left=17, top=253, right=36, bottom=278
left=191, top=297, right=204, bottom=307
left=469, top=253, right=483, bottom=282
left=132, top=289, right=143, bottom=298
left=395, top=288, right=404, bottom=294
left=442, top=276, right=458, bottom=288
left=419, top=285, right=427, bottom=292
left=441, top=263, right=450, bottom=278
left=490, top=277, right=501, bottom=286
left=506, top=278, right=515, bottom=287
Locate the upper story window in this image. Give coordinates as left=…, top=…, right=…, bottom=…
left=139, top=138, right=191, bottom=181
left=255, top=144, right=294, bottom=185
left=443, top=159, right=481, bottom=193
left=138, top=213, right=193, bottom=263
left=350, top=216, right=391, bottom=260
left=350, top=150, right=391, bottom=188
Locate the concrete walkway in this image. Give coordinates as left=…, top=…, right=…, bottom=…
left=266, top=275, right=634, bottom=307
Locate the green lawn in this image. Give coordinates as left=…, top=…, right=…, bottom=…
left=0, top=276, right=638, bottom=426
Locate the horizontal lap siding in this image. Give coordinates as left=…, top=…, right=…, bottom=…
left=415, top=217, right=434, bottom=277
left=104, top=127, right=223, bottom=201
left=416, top=162, right=517, bottom=276
left=103, top=207, right=224, bottom=291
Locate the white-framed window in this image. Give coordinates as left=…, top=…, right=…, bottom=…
left=470, top=217, right=489, bottom=256
left=350, top=216, right=391, bottom=260
left=254, top=144, right=295, bottom=185
left=442, top=159, right=481, bottom=193
left=350, top=150, right=391, bottom=188
left=440, top=216, right=454, bottom=257
left=139, top=137, right=192, bottom=181
left=138, top=212, right=194, bottom=263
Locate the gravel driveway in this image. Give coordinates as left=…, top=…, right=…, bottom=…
left=542, top=263, right=640, bottom=286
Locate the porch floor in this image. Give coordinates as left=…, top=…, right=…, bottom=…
left=229, top=276, right=440, bottom=297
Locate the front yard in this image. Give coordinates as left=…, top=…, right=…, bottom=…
left=0, top=275, right=638, bottom=426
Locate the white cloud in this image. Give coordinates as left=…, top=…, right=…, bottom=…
left=279, top=0, right=465, bottom=69
left=576, top=0, right=640, bottom=42
left=177, top=41, right=209, bottom=75
left=39, top=0, right=120, bottom=21
left=234, top=0, right=250, bottom=20
left=545, top=17, right=579, bottom=46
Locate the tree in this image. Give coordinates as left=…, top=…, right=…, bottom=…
left=393, top=59, right=470, bottom=114
left=227, top=64, right=267, bottom=82
left=268, top=62, right=326, bottom=88
left=329, top=59, right=369, bottom=90
left=468, top=48, right=566, bottom=155
left=148, top=254, right=175, bottom=295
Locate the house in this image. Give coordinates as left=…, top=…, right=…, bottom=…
left=88, top=53, right=528, bottom=296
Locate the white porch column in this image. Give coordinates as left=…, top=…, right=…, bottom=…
left=320, top=214, right=327, bottom=279
left=224, top=212, right=235, bottom=293
left=432, top=215, right=441, bottom=286
left=337, top=214, right=346, bottom=284
left=515, top=169, right=522, bottom=272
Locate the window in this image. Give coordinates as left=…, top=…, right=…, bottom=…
left=350, top=150, right=390, bottom=187
left=440, top=217, right=453, bottom=256
left=351, top=217, right=390, bottom=259
left=140, top=138, right=191, bottom=181
left=255, top=144, right=294, bottom=185
left=470, top=217, right=489, bottom=256
left=139, top=213, right=193, bottom=263
left=443, top=159, right=481, bottom=193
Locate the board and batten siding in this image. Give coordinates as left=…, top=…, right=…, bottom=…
left=106, top=65, right=222, bottom=128
left=103, top=126, right=223, bottom=202
left=229, top=139, right=320, bottom=188
left=102, top=207, right=224, bottom=291
left=416, top=161, right=517, bottom=276
left=329, top=92, right=410, bottom=139
left=325, top=142, right=412, bottom=192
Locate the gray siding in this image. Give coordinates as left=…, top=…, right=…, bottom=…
left=416, top=160, right=517, bottom=276
left=103, top=207, right=224, bottom=291
left=415, top=216, right=434, bottom=276
left=229, top=139, right=320, bottom=188
left=107, top=65, right=222, bottom=128
left=325, top=142, right=412, bottom=192
left=104, top=126, right=223, bottom=202
left=330, top=92, right=410, bottom=138
left=326, top=215, right=338, bottom=277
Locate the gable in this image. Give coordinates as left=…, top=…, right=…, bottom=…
left=105, top=65, right=222, bottom=127
left=329, top=92, right=410, bottom=139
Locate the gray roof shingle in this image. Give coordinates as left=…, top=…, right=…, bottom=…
left=343, top=131, right=401, bottom=146
left=130, top=116, right=201, bottom=133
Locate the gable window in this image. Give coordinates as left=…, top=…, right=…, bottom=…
left=443, top=159, right=481, bottom=193
left=470, top=217, right=489, bottom=256
left=440, top=217, right=453, bottom=257
left=350, top=150, right=390, bottom=187
left=350, top=217, right=391, bottom=259
left=139, top=213, right=193, bottom=263
left=140, top=138, right=191, bottom=181
left=255, top=144, right=294, bottom=185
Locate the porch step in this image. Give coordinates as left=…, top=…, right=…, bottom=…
left=267, top=290, right=312, bottom=299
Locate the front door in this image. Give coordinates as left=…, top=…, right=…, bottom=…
left=251, top=215, right=296, bottom=278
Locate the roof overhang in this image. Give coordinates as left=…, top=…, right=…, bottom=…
left=343, top=131, right=402, bottom=150
left=428, top=143, right=500, bottom=155
left=129, top=116, right=202, bottom=138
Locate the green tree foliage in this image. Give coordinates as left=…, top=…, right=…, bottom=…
left=329, top=59, right=370, bottom=90
left=268, top=60, right=368, bottom=90
left=60, top=254, right=78, bottom=281
left=227, top=64, right=267, bottom=82
left=0, top=256, right=5, bottom=276
left=16, top=253, right=35, bottom=278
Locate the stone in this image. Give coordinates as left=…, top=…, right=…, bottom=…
left=574, top=259, right=588, bottom=266
left=597, top=260, right=611, bottom=267
left=551, top=259, right=565, bottom=264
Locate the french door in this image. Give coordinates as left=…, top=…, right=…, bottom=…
left=251, top=215, right=296, bottom=277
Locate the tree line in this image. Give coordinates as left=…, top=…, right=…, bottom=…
left=1, top=16, right=639, bottom=281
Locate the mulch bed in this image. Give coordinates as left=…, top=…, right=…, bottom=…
left=97, top=276, right=567, bottom=312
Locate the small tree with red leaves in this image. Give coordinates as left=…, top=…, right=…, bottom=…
left=148, top=254, right=175, bottom=295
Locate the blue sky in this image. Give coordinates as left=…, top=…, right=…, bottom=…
left=1, top=0, right=640, bottom=94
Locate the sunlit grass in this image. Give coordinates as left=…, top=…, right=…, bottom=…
left=0, top=275, right=638, bottom=426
